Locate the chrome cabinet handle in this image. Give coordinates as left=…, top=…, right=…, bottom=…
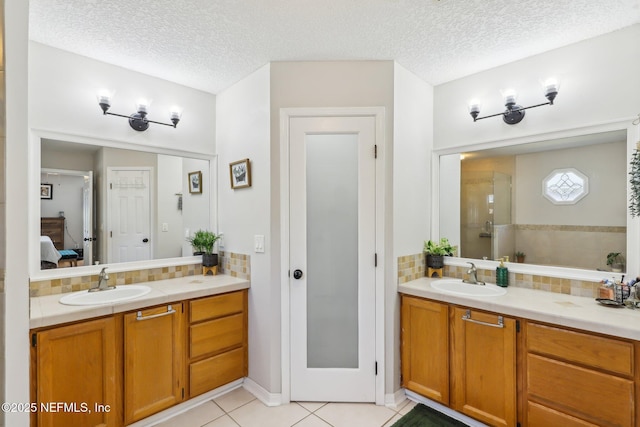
left=136, top=305, right=176, bottom=321
left=461, top=309, right=504, bottom=328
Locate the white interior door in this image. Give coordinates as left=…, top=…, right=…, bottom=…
left=108, top=168, right=152, bottom=263
left=289, top=116, right=377, bottom=402
left=82, top=171, right=93, bottom=264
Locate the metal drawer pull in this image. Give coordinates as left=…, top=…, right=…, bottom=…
left=136, top=305, right=176, bottom=321
left=462, top=309, right=504, bottom=328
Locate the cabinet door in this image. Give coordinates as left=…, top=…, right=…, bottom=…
left=35, top=317, right=121, bottom=427
left=401, top=296, right=449, bottom=404
left=124, top=303, right=184, bottom=424
left=451, top=307, right=517, bottom=427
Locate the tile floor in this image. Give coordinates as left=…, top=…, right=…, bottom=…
left=154, top=387, right=417, bottom=427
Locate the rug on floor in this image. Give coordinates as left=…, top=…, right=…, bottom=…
left=392, top=403, right=470, bottom=427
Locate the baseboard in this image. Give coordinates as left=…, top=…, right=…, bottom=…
left=130, top=379, right=244, bottom=426
left=384, top=389, right=407, bottom=409
left=242, top=377, right=283, bottom=407
left=404, top=389, right=488, bottom=427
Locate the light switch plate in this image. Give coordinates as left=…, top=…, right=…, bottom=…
left=218, top=233, right=225, bottom=249
left=162, top=223, right=169, bottom=232
left=254, top=235, right=265, bottom=253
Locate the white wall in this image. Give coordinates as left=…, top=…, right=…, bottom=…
left=157, top=155, right=183, bottom=259
left=182, top=157, right=212, bottom=256
left=391, top=63, right=433, bottom=391
left=29, top=42, right=216, bottom=155
left=40, top=173, right=85, bottom=249
left=434, top=25, right=640, bottom=150
left=216, top=64, right=272, bottom=391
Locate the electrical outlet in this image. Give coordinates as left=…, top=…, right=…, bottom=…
left=218, top=233, right=225, bottom=249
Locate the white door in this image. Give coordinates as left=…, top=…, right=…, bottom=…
left=289, top=116, right=377, bottom=402
left=82, top=171, right=94, bottom=264
left=108, top=168, right=152, bottom=263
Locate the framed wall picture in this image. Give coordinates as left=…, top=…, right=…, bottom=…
left=230, top=158, right=252, bottom=189
left=41, top=183, right=53, bottom=200
left=188, top=171, right=203, bottom=194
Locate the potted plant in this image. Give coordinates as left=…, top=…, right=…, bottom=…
left=606, top=252, right=625, bottom=272
left=423, top=238, right=454, bottom=269
left=515, top=251, right=526, bottom=263
left=187, top=230, right=220, bottom=267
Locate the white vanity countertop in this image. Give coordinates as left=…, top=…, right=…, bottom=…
left=30, top=274, right=250, bottom=329
left=400, top=277, right=640, bottom=341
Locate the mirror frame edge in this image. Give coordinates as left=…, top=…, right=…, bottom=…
left=29, top=127, right=218, bottom=281
left=430, top=118, right=639, bottom=282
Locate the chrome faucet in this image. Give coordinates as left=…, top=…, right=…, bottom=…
left=89, top=267, right=114, bottom=292
left=462, top=262, right=485, bottom=286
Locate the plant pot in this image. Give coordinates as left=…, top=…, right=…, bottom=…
left=611, top=263, right=624, bottom=273
left=516, top=256, right=525, bottom=263
left=202, top=253, right=218, bottom=267
left=426, top=254, right=444, bottom=269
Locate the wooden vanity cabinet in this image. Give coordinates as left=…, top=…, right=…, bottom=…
left=400, top=296, right=517, bottom=427
left=187, top=290, right=248, bottom=397
left=400, top=296, right=449, bottom=404
left=123, top=302, right=185, bottom=424
left=451, top=307, right=517, bottom=427
left=524, top=322, right=635, bottom=427
left=32, top=316, right=123, bottom=427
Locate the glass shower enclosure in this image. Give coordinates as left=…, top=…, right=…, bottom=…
left=460, top=171, right=513, bottom=261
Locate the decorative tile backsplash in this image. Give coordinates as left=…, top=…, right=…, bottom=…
left=397, top=253, right=601, bottom=298
left=30, top=252, right=251, bottom=297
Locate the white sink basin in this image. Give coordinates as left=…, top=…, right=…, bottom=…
left=430, top=279, right=507, bottom=297
left=59, top=285, right=152, bottom=306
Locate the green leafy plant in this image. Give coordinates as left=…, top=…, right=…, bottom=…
left=186, top=230, right=220, bottom=255
left=515, top=251, right=525, bottom=257
left=606, top=252, right=624, bottom=266
left=423, top=238, right=454, bottom=256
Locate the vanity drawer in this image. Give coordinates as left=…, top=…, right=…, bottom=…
left=190, top=313, right=244, bottom=359
left=190, top=291, right=245, bottom=323
left=526, top=322, right=633, bottom=376
left=528, top=401, right=599, bottom=427
left=527, top=354, right=634, bottom=427
left=189, top=347, right=245, bottom=397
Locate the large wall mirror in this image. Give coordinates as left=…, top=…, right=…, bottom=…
left=437, top=122, right=638, bottom=278
left=30, top=133, right=216, bottom=278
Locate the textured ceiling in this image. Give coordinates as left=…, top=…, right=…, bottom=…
left=29, top=0, right=640, bottom=94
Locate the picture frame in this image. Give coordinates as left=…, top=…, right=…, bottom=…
left=188, top=171, right=203, bottom=194
left=41, top=183, right=53, bottom=200
left=230, top=158, right=252, bottom=189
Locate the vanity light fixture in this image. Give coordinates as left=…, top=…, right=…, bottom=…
left=97, top=91, right=182, bottom=131
left=468, top=78, right=559, bottom=125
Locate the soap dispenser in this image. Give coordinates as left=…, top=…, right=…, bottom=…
left=496, top=257, right=509, bottom=287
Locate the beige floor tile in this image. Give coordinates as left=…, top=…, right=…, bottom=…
left=157, top=401, right=225, bottom=427
left=214, top=387, right=257, bottom=413
left=315, top=403, right=396, bottom=427
left=204, top=414, right=241, bottom=427
left=293, top=414, right=332, bottom=426
left=229, top=400, right=309, bottom=427
left=296, top=402, right=328, bottom=412
left=398, top=400, right=417, bottom=416
left=382, top=413, right=403, bottom=427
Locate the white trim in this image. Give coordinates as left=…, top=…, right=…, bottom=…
left=280, top=107, right=386, bottom=405
left=384, top=389, right=408, bottom=410
left=404, top=390, right=488, bottom=427
left=127, top=379, right=244, bottom=427
left=432, top=118, right=639, bottom=281
left=242, top=377, right=283, bottom=407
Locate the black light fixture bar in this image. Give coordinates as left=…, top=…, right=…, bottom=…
left=98, top=93, right=181, bottom=132
left=469, top=79, right=558, bottom=125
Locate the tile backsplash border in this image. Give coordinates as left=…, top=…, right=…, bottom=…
left=397, top=253, right=601, bottom=298
left=29, top=251, right=250, bottom=297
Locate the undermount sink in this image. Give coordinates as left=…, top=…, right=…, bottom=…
left=59, top=285, right=152, bottom=306
left=430, top=279, right=507, bottom=297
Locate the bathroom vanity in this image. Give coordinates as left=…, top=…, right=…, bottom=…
left=29, top=274, right=249, bottom=427
left=400, top=277, right=640, bottom=427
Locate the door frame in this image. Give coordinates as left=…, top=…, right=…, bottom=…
left=279, top=107, right=386, bottom=405
left=106, top=166, right=155, bottom=264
